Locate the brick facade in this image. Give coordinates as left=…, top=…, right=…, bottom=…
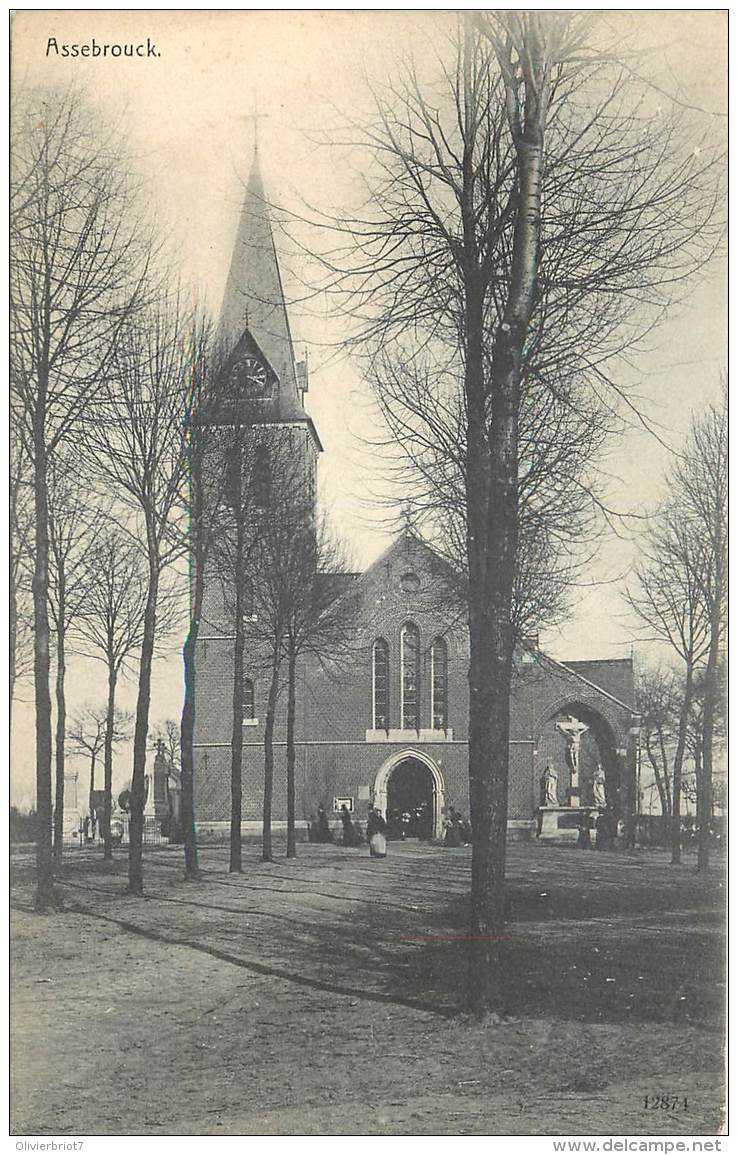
left=194, top=534, right=639, bottom=840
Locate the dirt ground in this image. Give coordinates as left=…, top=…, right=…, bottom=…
left=10, top=839, right=725, bottom=1136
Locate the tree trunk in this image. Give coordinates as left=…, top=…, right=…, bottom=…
left=127, top=560, right=159, bottom=895
left=32, top=396, right=57, bottom=911
left=180, top=437, right=210, bottom=882
left=180, top=601, right=202, bottom=881
left=286, top=642, right=297, bottom=858
left=644, top=736, right=669, bottom=819
left=695, top=725, right=710, bottom=872
left=53, top=618, right=66, bottom=864
left=657, top=730, right=672, bottom=815
left=464, top=273, right=497, bottom=1014
left=670, top=663, right=694, bottom=866
left=88, top=750, right=97, bottom=825
left=262, top=655, right=281, bottom=863
left=698, top=590, right=723, bottom=872
left=623, top=748, right=638, bottom=849
left=464, top=21, right=541, bottom=1013
left=229, top=517, right=246, bottom=873
left=102, top=665, right=118, bottom=861
left=10, top=542, right=19, bottom=736
left=466, top=365, right=519, bottom=1014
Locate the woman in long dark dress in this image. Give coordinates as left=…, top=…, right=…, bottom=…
left=316, top=803, right=333, bottom=844
left=340, top=804, right=361, bottom=847
left=444, top=807, right=462, bottom=847
left=366, top=807, right=388, bottom=858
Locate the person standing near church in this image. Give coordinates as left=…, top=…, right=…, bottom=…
left=367, top=807, right=388, bottom=858
left=444, top=807, right=462, bottom=847
left=316, top=802, right=333, bottom=844
left=340, top=804, right=361, bottom=847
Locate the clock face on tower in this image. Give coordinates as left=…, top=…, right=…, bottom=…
left=228, top=355, right=270, bottom=399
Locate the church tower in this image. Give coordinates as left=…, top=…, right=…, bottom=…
left=216, top=140, right=321, bottom=465
left=193, top=138, right=322, bottom=828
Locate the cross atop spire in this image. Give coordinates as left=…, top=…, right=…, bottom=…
left=240, top=96, right=269, bottom=156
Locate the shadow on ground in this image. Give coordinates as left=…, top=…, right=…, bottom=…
left=10, top=841, right=726, bottom=1136
left=12, top=840, right=725, bottom=1027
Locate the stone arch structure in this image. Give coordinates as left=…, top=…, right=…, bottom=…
left=533, top=697, right=625, bottom=814
left=372, top=748, right=445, bottom=839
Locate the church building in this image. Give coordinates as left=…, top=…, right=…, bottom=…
left=193, top=146, right=640, bottom=843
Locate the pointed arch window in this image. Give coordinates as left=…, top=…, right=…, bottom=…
left=401, top=621, right=420, bottom=731
left=431, top=637, right=448, bottom=731
left=372, top=638, right=390, bottom=731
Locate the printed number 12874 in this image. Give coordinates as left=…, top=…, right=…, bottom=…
left=643, top=1095, right=688, bottom=1111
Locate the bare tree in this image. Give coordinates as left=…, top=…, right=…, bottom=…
left=627, top=509, right=711, bottom=863
left=629, top=390, right=726, bottom=869
left=280, top=518, right=357, bottom=859
left=10, top=86, right=148, bottom=909
left=47, top=455, right=102, bottom=862
left=10, top=413, right=34, bottom=726
left=83, top=295, right=188, bottom=893
left=67, top=705, right=132, bottom=831
left=635, top=665, right=677, bottom=824
left=222, top=430, right=254, bottom=874
left=224, top=436, right=329, bottom=864
left=210, top=421, right=275, bottom=873
left=298, top=15, right=722, bottom=1010
left=673, top=395, right=727, bottom=871
left=74, top=525, right=149, bottom=860
left=178, top=322, right=232, bottom=881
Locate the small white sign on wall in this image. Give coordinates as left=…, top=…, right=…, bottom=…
left=333, top=796, right=354, bottom=812
left=358, top=785, right=370, bottom=801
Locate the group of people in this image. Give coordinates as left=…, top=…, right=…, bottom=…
left=307, top=802, right=366, bottom=848
left=576, top=806, right=618, bottom=850
left=306, top=799, right=475, bottom=858
left=443, top=806, right=471, bottom=847
left=387, top=801, right=432, bottom=841
left=307, top=803, right=337, bottom=844
left=305, top=801, right=420, bottom=859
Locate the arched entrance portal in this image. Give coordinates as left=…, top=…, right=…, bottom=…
left=373, top=750, right=445, bottom=840
left=387, top=759, right=433, bottom=840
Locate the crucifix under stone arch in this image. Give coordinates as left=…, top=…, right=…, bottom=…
left=555, top=713, right=589, bottom=806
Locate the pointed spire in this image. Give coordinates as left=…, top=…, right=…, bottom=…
left=218, top=141, right=297, bottom=394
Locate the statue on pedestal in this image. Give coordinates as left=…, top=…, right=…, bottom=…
left=166, top=765, right=183, bottom=843
left=555, top=714, right=589, bottom=773
left=540, top=764, right=559, bottom=807
left=592, top=764, right=607, bottom=808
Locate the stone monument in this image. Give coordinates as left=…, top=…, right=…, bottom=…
left=592, top=763, right=607, bottom=809
left=540, top=764, right=559, bottom=807
left=62, top=770, right=82, bottom=837
left=166, top=764, right=183, bottom=843
left=144, top=740, right=170, bottom=823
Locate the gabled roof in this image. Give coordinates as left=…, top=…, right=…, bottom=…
left=356, top=531, right=459, bottom=589
left=562, top=659, right=635, bottom=711
left=538, top=653, right=637, bottom=716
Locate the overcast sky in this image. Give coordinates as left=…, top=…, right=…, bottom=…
left=11, top=11, right=727, bottom=807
